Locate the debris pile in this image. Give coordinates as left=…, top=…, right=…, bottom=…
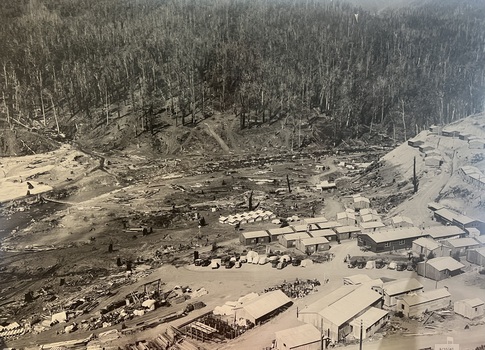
left=263, top=278, right=322, bottom=299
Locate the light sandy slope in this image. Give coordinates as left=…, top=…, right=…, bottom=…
left=0, top=144, right=98, bottom=203
left=384, top=113, right=485, bottom=225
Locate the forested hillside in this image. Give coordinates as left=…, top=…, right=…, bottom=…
left=1, top=0, right=484, bottom=154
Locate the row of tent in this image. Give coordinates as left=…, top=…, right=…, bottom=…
left=219, top=210, right=277, bottom=226
left=245, top=251, right=292, bottom=265
left=0, top=322, right=24, bottom=339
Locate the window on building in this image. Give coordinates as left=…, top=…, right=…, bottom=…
left=399, top=240, right=405, bottom=245
left=385, top=242, right=391, bottom=247
left=401, top=304, right=405, bottom=310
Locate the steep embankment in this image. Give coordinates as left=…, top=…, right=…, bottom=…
left=383, top=113, right=485, bottom=225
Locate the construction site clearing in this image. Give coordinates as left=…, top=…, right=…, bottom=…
left=1, top=114, right=485, bottom=349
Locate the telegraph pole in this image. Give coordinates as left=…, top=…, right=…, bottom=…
left=359, top=319, right=363, bottom=350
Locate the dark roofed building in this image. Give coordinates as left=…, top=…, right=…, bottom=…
left=423, top=225, right=466, bottom=240
left=240, top=230, right=270, bottom=245
left=358, top=227, right=424, bottom=253
left=268, top=226, right=295, bottom=242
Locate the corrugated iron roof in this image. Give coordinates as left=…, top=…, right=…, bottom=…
left=241, top=230, right=269, bottom=239
left=349, top=307, right=388, bottom=328
left=402, top=288, right=451, bottom=307
left=242, top=290, right=292, bottom=321
left=275, top=323, right=321, bottom=348
left=382, top=278, right=423, bottom=296
left=300, top=236, right=329, bottom=245
left=318, top=284, right=382, bottom=327
left=425, top=225, right=466, bottom=239
left=362, top=227, right=422, bottom=243
left=413, top=237, right=440, bottom=251
left=446, top=237, right=480, bottom=248
left=426, top=256, right=464, bottom=271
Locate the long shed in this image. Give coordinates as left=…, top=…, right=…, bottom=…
left=239, top=290, right=292, bottom=324
left=398, top=288, right=451, bottom=317
left=239, top=230, right=270, bottom=245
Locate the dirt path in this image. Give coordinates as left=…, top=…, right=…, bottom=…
left=204, top=123, right=230, bottom=153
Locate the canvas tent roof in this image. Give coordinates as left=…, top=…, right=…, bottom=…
left=275, top=324, right=321, bottom=349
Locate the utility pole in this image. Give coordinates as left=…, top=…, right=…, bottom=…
left=359, top=319, right=363, bottom=350
left=320, top=317, right=324, bottom=350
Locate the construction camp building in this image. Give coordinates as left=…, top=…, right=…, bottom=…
left=239, top=230, right=270, bottom=245
left=298, top=281, right=384, bottom=343
left=274, top=324, right=322, bottom=350
left=296, top=236, right=330, bottom=254
left=412, top=237, right=451, bottom=258
left=454, top=298, right=485, bottom=320
left=348, top=307, right=389, bottom=340
left=444, top=237, right=480, bottom=256
left=417, top=257, right=464, bottom=281
left=237, top=290, right=292, bottom=325
left=466, top=247, right=485, bottom=267
left=358, top=227, right=424, bottom=253
left=397, top=288, right=451, bottom=318
left=278, top=232, right=311, bottom=248
left=372, top=278, right=424, bottom=311
left=267, top=226, right=295, bottom=242
left=423, top=225, right=466, bottom=241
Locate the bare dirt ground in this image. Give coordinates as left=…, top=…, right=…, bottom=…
left=2, top=113, right=485, bottom=349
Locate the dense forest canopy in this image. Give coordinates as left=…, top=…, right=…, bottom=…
left=0, top=0, right=484, bottom=148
